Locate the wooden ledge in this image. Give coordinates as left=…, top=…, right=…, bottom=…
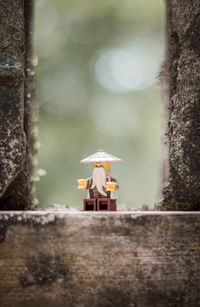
left=0, top=211, right=200, bottom=306
left=1, top=210, right=200, bottom=215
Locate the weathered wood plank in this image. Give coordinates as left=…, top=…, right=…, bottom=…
left=0, top=211, right=200, bottom=307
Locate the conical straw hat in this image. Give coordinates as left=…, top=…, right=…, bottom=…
left=80, top=149, right=122, bottom=163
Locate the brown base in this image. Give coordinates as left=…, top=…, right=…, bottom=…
left=83, top=198, right=116, bottom=211
left=83, top=199, right=96, bottom=211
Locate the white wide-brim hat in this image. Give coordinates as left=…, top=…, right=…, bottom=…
left=80, top=149, right=122, bottom=163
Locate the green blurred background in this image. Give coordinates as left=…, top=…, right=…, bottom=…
left=34, top=0, right=166, bottom=209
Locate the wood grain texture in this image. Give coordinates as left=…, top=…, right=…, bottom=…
left=0, top=211, right=200, bottom=307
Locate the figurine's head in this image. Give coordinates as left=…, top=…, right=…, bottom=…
left=92, top=161, right=110, bottom=173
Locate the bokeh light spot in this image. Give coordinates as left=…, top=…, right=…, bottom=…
left=94, top=40, right=161, bottom=93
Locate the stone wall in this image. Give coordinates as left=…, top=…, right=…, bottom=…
left=0, top=211, right=200, bottom=307
left=161, top=0, right=200, bottom=210
left=0, top=0, right=35, bottom=210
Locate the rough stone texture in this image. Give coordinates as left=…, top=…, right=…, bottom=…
left=158, top=56, right=169, bottom=202
left=0, top=211, right=200, bottom=307
left=24, top=0, right=37, bottom=201
left=0, top=0, right=35, bottom=209
left=161, top=0, right=200, bottom=210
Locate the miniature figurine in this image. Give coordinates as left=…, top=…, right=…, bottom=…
left=77, top=149, right=122, bottom=211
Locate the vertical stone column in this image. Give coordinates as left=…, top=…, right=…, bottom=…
left=0, top=0, right=35, bottom=209
left=161, top=0, right=200, bottom=210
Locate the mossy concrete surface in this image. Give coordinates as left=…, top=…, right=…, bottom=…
left=0, top=211, right=200, bottom=307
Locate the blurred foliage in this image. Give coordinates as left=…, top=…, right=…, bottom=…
left=34, top=0, right=166, bottom=209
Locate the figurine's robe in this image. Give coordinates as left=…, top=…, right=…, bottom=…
left=86, top=176, right=118, bottom=199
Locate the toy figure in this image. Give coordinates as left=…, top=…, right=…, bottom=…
left=77, top=149, right=122, bottom=211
